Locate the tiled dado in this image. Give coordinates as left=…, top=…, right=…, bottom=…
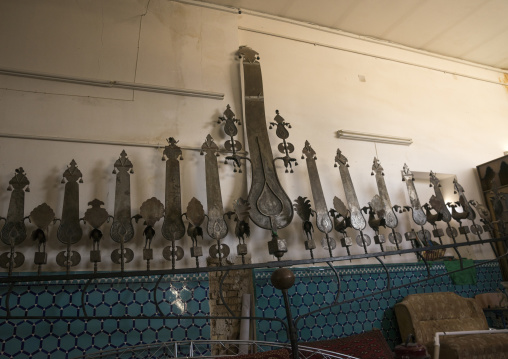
left=0, top=273, right=210, bottom=358
left=253, top=261, right=503, bottom=349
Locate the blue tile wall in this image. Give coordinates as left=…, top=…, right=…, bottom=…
left=253, top=261, right=503, bottom=349
left=0, top=273, right=209, bottom=358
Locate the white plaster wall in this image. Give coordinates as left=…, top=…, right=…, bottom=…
left=237, top=13, right=508, bottom=264
left=0, top=0, right=507, bottom=272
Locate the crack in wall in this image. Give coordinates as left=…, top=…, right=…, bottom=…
left=133, top=0, right=152, bottom=84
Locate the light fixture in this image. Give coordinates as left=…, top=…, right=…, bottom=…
left=337, top=130, right=413, bottom=146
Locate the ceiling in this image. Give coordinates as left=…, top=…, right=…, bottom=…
left=199, top=0, right=508, bottom=70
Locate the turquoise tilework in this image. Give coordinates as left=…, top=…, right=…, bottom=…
left=0, top=273, right=210, bottom=358
left=253, top=261, right=503, bottom=349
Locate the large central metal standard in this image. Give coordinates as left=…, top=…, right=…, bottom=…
left=335, top=149, right=366, bottom=231
left=0, top=168, right=29, bottom=274
left=110, top=151, right=135, bottom=271
left=429, top=171, right=452, bottom=223
left=372, top=158, right=397, bottom=228
left=201, top=134, right=229, bottom=264
left=335, top=149, right=370, bottom=253
left=57, top=160, right=83, bottom=274
left=237, top=46, right=293, bottom=232
left=401, top=164, right=427, bottom=226
left=161, top=138, right=186, bottom=268
left=302, top=141, right=334, bottom=255
left=372, top=158, right=402, bottom=249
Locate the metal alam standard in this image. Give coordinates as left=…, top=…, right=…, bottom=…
left=1, top=47, right=507, bottom=358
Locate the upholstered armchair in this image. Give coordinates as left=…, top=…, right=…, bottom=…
left=394, top=292, right=508, bottom=359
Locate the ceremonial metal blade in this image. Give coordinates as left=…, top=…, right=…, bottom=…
left=429, top=171, right=452, bottom=223
left=451, top=177, right=478, bottom=243
left=453, top=178, right=474, bottom=221
left=57, top=160, right=83, bottom=274
left=401, top=164, right=427, bottom=226
left=335, top=149, right=369, bottom=253
left=372, top=158, right=397, bottom=228
left=334, top=149, right=366, bottom=231
left=302, top=141, right=334, bottom=255
left=0, top=168, right=29, bottom=274
left=401, top=164, right=430, bottom=246
left=237, top=46, right=293, bottom=232
left=371, top=158, right=402, bottom=250
left=201, top=134, right=229, bottom=265
left=161, top=138, right=186, bottom=268
left=110, top=151, right=135, bottom=272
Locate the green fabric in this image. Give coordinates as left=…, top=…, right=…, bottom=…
left=444, top=259, right=477, bottom=285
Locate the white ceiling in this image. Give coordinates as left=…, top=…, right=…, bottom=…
left=199, top=0, right=508, bottom=70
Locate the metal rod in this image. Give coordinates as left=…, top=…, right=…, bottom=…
left=0, top=67, right=224, bottom=100
left=0, top=132, right=248, bottom=155
left=281, top=288, right=299, bottom=359
left=1, top=236, right=507, bottom=285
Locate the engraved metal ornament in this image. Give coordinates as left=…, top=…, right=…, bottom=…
left=271, top=111, right=297, bottom=173
left=111, top=248, right=134, bottom=264
left=209, top=243, right=231, bottom=259
left=401, top=164, right=427, bottom=226
left=429, top=171, right=452, bottom=223
left=0, top=252, right=24, bottom=269
left=294, top=196, right=312, bottom=222
left=453, top=177, right=475, bottom=221
left=110, top=150, right=135, bottom=244
left=370, top=195, right=386, bottom=220
left=56, top=250, right=81, bottom=267
left=294, top=196, right=314, bottom=240
left=321, top=236, right=337, bottom=250
left=356, top=234, right=372, bottom=247
left=388, top=232, right=403, bottom=244
left=161, top=138, right=186, bottom=241
left=201, top=134, right=228, bottom=240
left=372, top=158, right=397, bottom=228
left=163, top=246, right=184, bottom=261
left=470, top=201, right=491, bottom=222
left=139, top=197, right=164, bottom=227
left=446, top=226, right=458, bottom=238
left=364, top=196, right=385, bottom=234
left=302, top=141, right=333, bottom=234
left=84, top=199, right=109, bottom=229
left=187, top=197, right=206, bottom=227
left=417, top=229, right=432, bottom=243
left=233, top=198, right=250, bottom=222
left=219, top=105, right=244, bottom=171
left=30, top=203, right=55, bottom=229
left=333, top=196, right=349, bottom=218
left=57, top=160, right=83, bottom=244
left=1, top=168, right=29, bottom=246
left=471, top=224, right=484, bottom=235
left=233, top=198, right=251, bottom=243
left=237, top=46, right=293, bottom=230
left=335, top=149, right=366, bottom=231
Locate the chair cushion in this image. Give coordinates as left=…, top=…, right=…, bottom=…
left=438, top=332, right=508, bottom=359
